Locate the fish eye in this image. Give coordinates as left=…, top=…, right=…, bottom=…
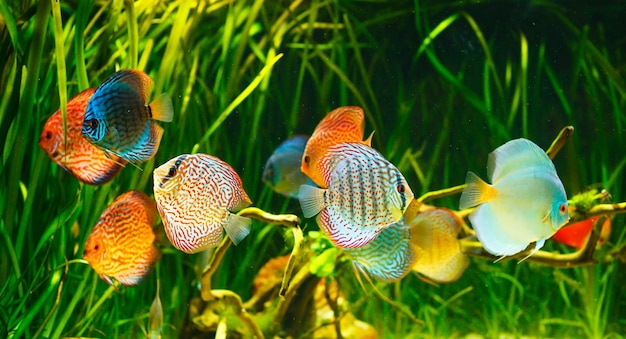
left=45, top=131, right=52, bottom=139
left=86, top=119, right=98, bottom=129
left=168, top=167, right=176, bottom=177
left=51, top=151, right=59, bottom=158
left=397, top=184, right=406, bottom=194
left=559, top=204, right=567, bottom=214
left=303, top=155, right=310, bottom=164
left=94, top=244, right=99, bottom=251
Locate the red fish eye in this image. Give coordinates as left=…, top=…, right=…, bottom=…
left=94, top=244, right=99, bottom=251
left=397, top=184, right=405, bottom=194
left=45, top=131, right=52, bottom=139
left=303, top=155, right=310, bottom=164
left=559, top=204, right=567, bottom=213
left=168, top=167, right=176, bottom=177
left=87, top=119, right=98, bottom=129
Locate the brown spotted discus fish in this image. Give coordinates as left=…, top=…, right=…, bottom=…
left=153, top=154, right=252, bottom=254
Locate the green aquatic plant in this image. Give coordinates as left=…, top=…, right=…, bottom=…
left=1, top=0, right=625, bottom=338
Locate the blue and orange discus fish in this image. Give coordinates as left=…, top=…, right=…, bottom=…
left=299, top=142, right=414, bottom=248
left=153, top=154, right=252, bottom=254
left=39, top=88, right=127, bottom=184
left=83, top=190, right=161, bottom=287
left=459, top=138, right=569, bottom=259
left=301, top=106, right=373, bottom=188
left=345, top=221, right=416, bottom=283
left=81, top=69, right=173, bottom=163
left=263, top=135, right=316, bottom=198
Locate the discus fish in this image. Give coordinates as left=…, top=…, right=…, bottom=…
left=81, top=69, right=173, bottom=163
left=39, top=88, right=127, bottom=184
left=409, top=209, right=469, bottom=283
left=302, top=106, right=373, bottom=187
left=153, top=154, right=252, bottom=254
left=299, top=142, right=414, bottom=248
left=459, top=138, right=569, bottom=259
left=263, top=135, right=315, bottom=198
left=83, top=190, right=161, bottom=287
left=345, top=221, right=416, bottom=283
left=552, top=217, right=612, bottom=249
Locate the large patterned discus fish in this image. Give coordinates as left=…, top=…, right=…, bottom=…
left=81, top=69, right=173, bottom=163
left=301, top=106, right=373, bottom=187
left=299, top=142, right=414, bottom=248
left=39, top=88, right=127, bottom=184
left=409, top=209, right=469, bottom=283
left=459, top=138, right=569, bottom=259
left=345, top=221, right=416, bottom=283
left=153, top=154, right=252, bottom=254
left=83, top=190, right=161, bottom=287
left=262, top=135, right=316, bottom=198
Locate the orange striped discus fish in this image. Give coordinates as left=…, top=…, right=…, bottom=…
left=153, top=154, right=252, bottom=254
left=302, top=106, right=373, bottom=187
left=345, top=221, right=416, bottom=283
left=409, top=209, right=469, bottom=283
left=83, top=190, right=161, bottom=287
left=39, top=88, right=127, bottom=185
left=299, top=142, right=414, bottom=248
left=82, top=69, right=173, bottom=163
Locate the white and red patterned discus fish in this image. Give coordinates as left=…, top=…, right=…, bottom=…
left=153, top=154, right=252, bottom=254
left=299, top=142, right=414, bottom=248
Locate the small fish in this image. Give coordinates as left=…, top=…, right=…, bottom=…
left=301, top=106, right=373, bottom=187
left=39, top=88, right=127, bottom=184
left=153, top=154, right=252, bottom=254
left=459, top=138, right=570, bottom=259
left=81, top=69, right=173, bottom=163
left=148, top=280, right=163, bottom=339
left=263, top=135, right=316, bottom=198
left=409, top=209, right=469, bottom=283
left=83, top=190, right=161, bottom=287
left=299, top=142, right=414, bottom=248
left=552, top=217, right=612, bottom=249
left=345, top=221, right=416, bottom=283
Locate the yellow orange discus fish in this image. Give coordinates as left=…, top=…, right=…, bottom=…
left=299, top=142, right=414, bottom=248
left=81, top=69, right=173, bottom=163
left=409, top=209, right=469, bottom=283
left=83, top=190, right=161, bottom=287
left=39, top=88, right=127, bottom=185
left=153, top=154, right=252, bottom=254
left=301, top=106, right=373, bottom=187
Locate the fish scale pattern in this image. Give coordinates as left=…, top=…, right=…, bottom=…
left=345, top=221, right=416, bottom=282
left=319, top=142, right=413, bottom=248
left=83, top=190, right=161, bottom=287
left=38, top=88, right=127, bottom=185
left=153, top=154, right=251, bottom=254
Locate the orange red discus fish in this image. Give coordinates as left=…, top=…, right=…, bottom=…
left=552, top=216, right=612, bottom=249
left=39, top=88, right=127, bottom=185
left=83, top=190, right=161, bottom=287
left=81, top=69, right=173, bottom=163
left=153, top=154, right=252, bottom=254
left=299, top=142, right=414, bottom=248
left=301, top=106, right=373, bottom=187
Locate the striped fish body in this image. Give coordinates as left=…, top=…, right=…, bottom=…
left=299, top=142, right=414, bottom=248
left=302, top=106, right=373, bottom=188
left=83, top=190, right=161, bottom=287
left=345, top=221, right=416, bottom=282
left=153, top=154, right=252, bottom=254
left=82, top=69, right=173, bottom=163
left=39, top=88, right=127, bottom=185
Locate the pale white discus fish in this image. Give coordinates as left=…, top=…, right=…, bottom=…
left=459, top=138, right=569, bottom=259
